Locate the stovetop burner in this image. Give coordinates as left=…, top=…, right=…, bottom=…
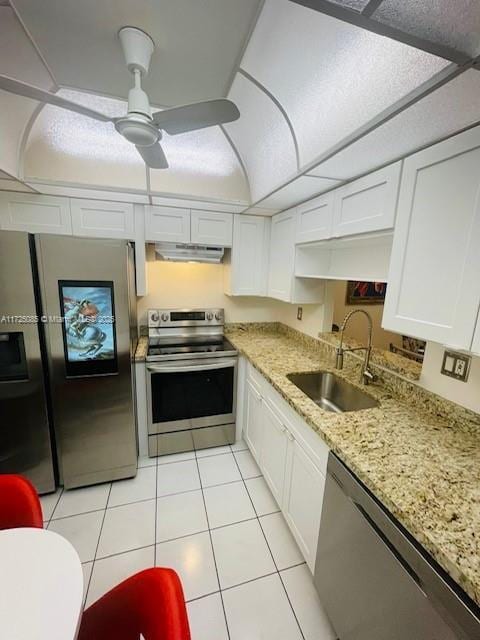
left=147, top=337, right=237, bottom=362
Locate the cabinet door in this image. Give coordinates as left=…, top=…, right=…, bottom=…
left=71, top=199, right=135, bottom=239
left=191, top=210, right=233, bottom=247
left=229, top=215, right=269, bottom=296
left=244, top=379, right=263, bottom=463
left=472, top=320, right=480, bottom=356
left=296, top=192, right=334, bottom=244
left=145, top=205, right=190, bottom=243
left=284, top=438, right=326, bottom=572
left=261, top=400, right=289, bottom=506
left=383, top=129, right=480, bottom=348
left=332, top=162, right=401, bottom=237
left=267, top=208, right=296, bottom=301
left=0, top=193, right=72, bottom=235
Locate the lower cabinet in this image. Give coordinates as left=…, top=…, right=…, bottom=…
left=242, top=362, right=329, bottom=572
left=283, top=438, right=326, bottom=570
left=261, top=399, right=289, bottom=506
left=244, top=378, right=264, bottom=463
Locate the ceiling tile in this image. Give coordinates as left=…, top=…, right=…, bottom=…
left=225, top=73, right=298, bottom=202
left=12, top=0, right=262, bottom=105
left=256, top=175, right=341, bottom=209
left=372, top=0, right=480, bottom=58
left=308, top=69, right=480, bottom=180
left=240, top=0, right=449, bottom=170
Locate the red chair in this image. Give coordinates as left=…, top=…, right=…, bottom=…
left=78, top=567, right=191, bottom=640
left=0, top=474, right=43, bottom=529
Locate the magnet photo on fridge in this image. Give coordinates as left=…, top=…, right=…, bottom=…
left=58, top=280, right=118, bottom=377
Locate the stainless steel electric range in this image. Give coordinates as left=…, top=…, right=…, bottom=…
left=145, top=308, right=237, bottom=457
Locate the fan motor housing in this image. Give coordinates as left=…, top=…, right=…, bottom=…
left=118, top=27, right=155, bottom=76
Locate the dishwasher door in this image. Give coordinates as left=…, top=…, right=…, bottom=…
left=314, top=454, right=480, bottom=640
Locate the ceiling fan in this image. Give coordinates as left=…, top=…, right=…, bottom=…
left=0, top=27, right=240, bottom=169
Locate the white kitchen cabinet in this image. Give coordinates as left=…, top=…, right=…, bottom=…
left=239, top=362, right=329, bottom=572
left=332, top=162, right=401, bottom=237
left=0, top=192, right=72, bottom=235
left=190, top=210, right=233, bottom=247
left=296, top=192, right=334, bottom=244
left=244, top=379, right=264, bottom=463
left=383, top=127, right=480, bottom=349
left=224, top=214, right=270, bottom=296
left=284, top=438, right=326, bottom=572
left=472, top=323, right=480, bottom=357
left=71, top=199, right=135, bottom=239
left=261, top=399, right=289, bottom=506
left=268, top=208, right=324, bottom=303
left=144, top=205, right=190, bottom=243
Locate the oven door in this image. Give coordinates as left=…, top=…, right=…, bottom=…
left=146, top=357, right=237, bottom=434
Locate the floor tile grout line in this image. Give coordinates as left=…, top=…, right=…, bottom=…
left=219, top=569, right=279, bottom=594
left=45, top=486, right=64, bottom=525
left=94, top=542, right=156, bottom=563
left=84, top=482, right=113, bottom=606
left=231, top=449, right=307, bottom=640
left=194, top=453, right=231, bottom=640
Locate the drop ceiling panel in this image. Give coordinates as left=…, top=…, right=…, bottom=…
left=12, top=0, right=262, bottom=106
left=308, top=70, right=480, bottom=180
left=372, top=0, right=480, bottom=58
left=240, top=0, right=450, bottom=170
left=257, top=175, right=341, bottom=209
left=225, top=74, right=297, bottom=202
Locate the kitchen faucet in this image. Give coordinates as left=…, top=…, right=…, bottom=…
left=335, top=309, right=377, bottom=385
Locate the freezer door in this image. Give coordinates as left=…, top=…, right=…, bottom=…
left=0, top=231, right=55, bottom=494
left=36, top=235, right=137, bottom=489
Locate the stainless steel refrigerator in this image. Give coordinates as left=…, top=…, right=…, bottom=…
left=0, top=231, right=138, bottom=492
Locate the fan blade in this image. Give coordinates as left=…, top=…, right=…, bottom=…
left=136, top=142, right=168, bottom=169
left=152, top=99, right=239, bottom=135
left=0, top=75, right=115, bottom=123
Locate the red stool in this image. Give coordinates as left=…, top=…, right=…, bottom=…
left=78, top=568, right=191, bottom=640
left=0, top=474, right=43, bottom=529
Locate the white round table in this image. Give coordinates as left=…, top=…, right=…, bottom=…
left=0, top=527, right=83, bottom=640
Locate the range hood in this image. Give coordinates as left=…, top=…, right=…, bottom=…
left=154, top=242, right=225, bottom=264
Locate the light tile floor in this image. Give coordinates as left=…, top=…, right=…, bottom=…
left=42, top=440, right=335, bottom=639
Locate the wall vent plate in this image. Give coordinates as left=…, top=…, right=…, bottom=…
left=441, top=350, right=471, bottom=382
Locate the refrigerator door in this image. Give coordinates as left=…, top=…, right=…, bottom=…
left=36, top=235, right=137, bottom=489
left=0, top=231, right=56, bottom=494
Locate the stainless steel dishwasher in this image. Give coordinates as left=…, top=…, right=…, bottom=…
left=314, top=453, right=480, bottom=639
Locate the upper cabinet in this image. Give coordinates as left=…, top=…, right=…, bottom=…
left=383, top=127, right=480, bottom=350
left=0, top=192, right=72, bottom=235
left=296, top=192, right=334, bottom=244
left=267, top=208, right=324, bottom=303
left=71, top=199, right=135, bottom=240
left=144, top=205, right=190, bottom=243
left=224, top=214, right=270, bottom=296
left=190, top=210, right=233, bottom=247
left=332, top=162, right=401, bottom=238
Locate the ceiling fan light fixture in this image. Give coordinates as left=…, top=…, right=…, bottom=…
left=115, top=116, right=160, bottom=146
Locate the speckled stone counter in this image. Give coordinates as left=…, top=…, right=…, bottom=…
left=134, top=335, right=148, bottom=362
left=225, top=323, right=480, bottom=607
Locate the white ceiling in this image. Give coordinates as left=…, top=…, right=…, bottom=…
left=11, top=0, right=263, bottom=106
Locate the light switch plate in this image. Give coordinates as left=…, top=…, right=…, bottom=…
left=441, top=350, right=471, bottom=382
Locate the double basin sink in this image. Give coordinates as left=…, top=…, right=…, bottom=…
left=287, top=371, right=378, bottom=413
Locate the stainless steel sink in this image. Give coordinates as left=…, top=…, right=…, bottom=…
left=287, top=371, right=379, bottom=413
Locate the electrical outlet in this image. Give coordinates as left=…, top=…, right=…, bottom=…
left=297, top=306, right=303, bottom=321
left=441, top=350, right=471, bottom=382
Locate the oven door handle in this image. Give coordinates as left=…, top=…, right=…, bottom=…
left=147, top=360, right=236, bottom=374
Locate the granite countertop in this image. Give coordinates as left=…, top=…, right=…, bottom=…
left=134, top=335, right=148, bottom=362
left=225, top=323, right=480, bottom=607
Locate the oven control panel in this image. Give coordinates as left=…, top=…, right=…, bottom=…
left=148, top=308, right=224, bottom=327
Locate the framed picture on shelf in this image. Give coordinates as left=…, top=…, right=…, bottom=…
left=346, top=281, right=387, bottom=305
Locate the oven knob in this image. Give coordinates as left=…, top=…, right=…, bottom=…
left=215, top=312, right=222, bottom=321
left=206, top=312, right=213, bottom=321
left=161, top=313, right=169, bottom=322
left=150, top=312, right=159, bottom=322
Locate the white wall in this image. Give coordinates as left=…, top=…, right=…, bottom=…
left=419, top=342, right=480, bottom=414
left=137, top=247, right=329, bottom=338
